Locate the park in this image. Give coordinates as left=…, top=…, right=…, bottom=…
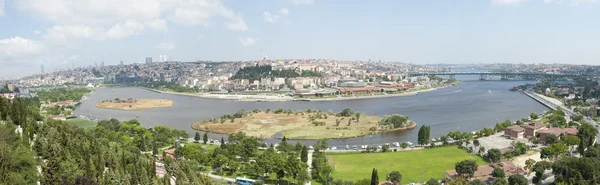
left=326, top=146, right=486, bottom=184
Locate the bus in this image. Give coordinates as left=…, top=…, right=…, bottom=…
left=235, top=177, right=256, bottom=185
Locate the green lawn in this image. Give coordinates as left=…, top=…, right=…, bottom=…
left=66, top=118, right=97, bottom=130
left=326, top=147, right=487, bottom=184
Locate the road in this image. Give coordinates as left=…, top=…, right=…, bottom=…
left=305, top=150, right=314, bottom=185
left=201, top=172, right=236, bottom=183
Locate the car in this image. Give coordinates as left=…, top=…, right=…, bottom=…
left=345, top=145, right=349, bottom=149
left=353, top=145, right=357, bottom=150
left=331, top=146, right=337, bottom=150
left=308, top=146, right=314, bottom=150
left=377, top=145, right=382, bottom=149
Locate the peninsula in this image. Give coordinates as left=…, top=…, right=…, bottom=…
left=191, top=108, right=417, bottom=140
left=96, top=98, right=174, bottom=110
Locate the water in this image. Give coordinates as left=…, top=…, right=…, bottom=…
left=74, top=80, right=547, bottom=148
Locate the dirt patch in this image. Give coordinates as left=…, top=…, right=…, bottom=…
left=96, top=99, right=173, bottom=110
left=191, top=111, right=417, bottom=140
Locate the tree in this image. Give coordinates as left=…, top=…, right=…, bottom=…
left=507, top=174, right=528, bottom=185
left=491, top=167, right=505, bottom=178
left=355, top=179, right=371, bottom=185
left=426, top=178, right=441, bottom=185
left=220, top=137, right=225, bottom=149
left=301, top=146, right=309, bottom=163
left=530, top=112, right=539, bottom=119
left=532, top=161, right=552, bottom=184
left=524, top=159, right=536, bottom=173
left=382, top=145, right=389, bottom=152
left=563, top=135, right=580, bottom=152
left=194, top=132, right=201, bottom=143
left=479, top=146, right=485, bottom=155
left=203, top=132, right=208, bottom=144
left=468, top=179, right=485, bottom=185
left=545, top=134, right=558, bottom=145
left=370, top=168, right=379, bottom=185
left=490, top=178, right=508, bottom=185
left=355, top=112, right=361, bottom=122
left=418, top=125, right=430, bottom=146
left=400, top=142, right=409, bottom=149
left=577, top=122, right=598, bottom=154
left=455, top=159, right=478, bottom=178
left=488, top=148, right=502, bottom=163
left=386, top=171, right=402, bottom=185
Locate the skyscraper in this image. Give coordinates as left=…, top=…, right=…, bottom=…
left=145, top=57, right=152, bottom=64
left=159, top=55, right=168, bottom=62
left=41, top=64, right=44, bottom=74
left=120, top=61, right=124, bottom=65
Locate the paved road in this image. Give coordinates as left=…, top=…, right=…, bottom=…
left=305, top=150, right=314, bottom=185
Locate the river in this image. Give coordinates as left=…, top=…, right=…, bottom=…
left=74, top=78, right=548, bottom=148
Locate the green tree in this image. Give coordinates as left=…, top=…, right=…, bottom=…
left=524, top=159, right=536, bottom=173
left=194, top=132, right=201, bottom=143
left=418, top=125, right=430, bottom=146
left=491, top=167, right=505, bottom=178
left=455, top=159, right=478, bottom=178
left=490, top=178, right=508, bottom=185
left=400, top=142, right=409, bottom=149
left=203, top=132, right=208, bottom=144
left=426, top=178, right=441, bottom=185
left=488, top=148, right=502, bottom=163
left=301, top=146, right=309, bottom=163
left=577, top=122, right=598, bottom=154
left=468, top=179, right=485, bottom=185
left=386, top=171, right=402, bottom=184
left=545, top=134, right=558, bottom=145
left=507, top=174, right=528, bottom=185
left=356, top=179, right=371, bottom=185
left=530, top=112, right=539, bottom=119
left=370, top=168, right=379, bottom=185
left=382, top=145, right=390, bottom=152
left=355, top=112, right=361, bottom=122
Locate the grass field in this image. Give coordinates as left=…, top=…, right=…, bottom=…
left=66, top=118, right=97, bottom=130
left=326, top=147, right=487, bottom=184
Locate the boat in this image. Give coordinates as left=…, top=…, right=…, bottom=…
left=488, top=90, right=492, bottom=94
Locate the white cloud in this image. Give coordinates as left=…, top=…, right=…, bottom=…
left=238, top=37, right=257, bottom=46
left=491, top=0, right=527, bottom=4
left=280, top=8, right=289, bottom=15
left=0, top=37, right=45, bottom=63
left=146, top=19, right=168, bottom=32
left=291, top=0, right=314, bottom=5
left=33, top=30, right=42, bottom=35
left=16, top=0, right=248, bottom=39
left=43, top=25, right=103, bottom=43
left=0, top=0, right=5, bottom=16
left=264, top=12, right=279, bottom=23
left=224, top=18, right=248, bottom=31
left=156, top=42, right=175, bottom=50
left=105, top=20, right=145, bottom=39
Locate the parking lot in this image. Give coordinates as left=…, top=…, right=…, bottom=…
left=466, top=133, right=526, bottom=153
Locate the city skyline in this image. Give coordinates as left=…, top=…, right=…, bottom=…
left=2, top=0, right=600, bottom=76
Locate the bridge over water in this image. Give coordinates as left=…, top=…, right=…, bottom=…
left=408, top=72, right=584, bottom=80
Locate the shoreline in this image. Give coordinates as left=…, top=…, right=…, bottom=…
left=145, top=83, right=458, bottom=102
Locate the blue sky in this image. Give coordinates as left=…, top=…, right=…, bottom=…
left=1, top=0, right=599, bottom=76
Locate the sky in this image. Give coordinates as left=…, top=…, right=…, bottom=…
left=1, top=0, right=600, bottom=76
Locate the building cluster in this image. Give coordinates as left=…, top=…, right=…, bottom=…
left=504, top=122, right=579, bottom=144
left=8, top=59, right=445, bottom=94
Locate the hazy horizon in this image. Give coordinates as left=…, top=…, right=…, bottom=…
left=2, top=0, right=600, bottom=75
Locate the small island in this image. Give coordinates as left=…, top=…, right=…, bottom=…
left=96, top=98, right=174, bottom=110
left=191, top=108, right=417, bottom=140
